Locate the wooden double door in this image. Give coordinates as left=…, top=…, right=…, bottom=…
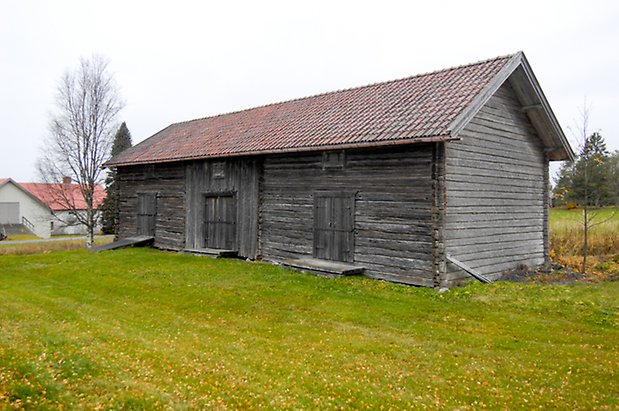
left=202, top=193, right=236, bottom=250
left=313, top=192, right=355, bottom=262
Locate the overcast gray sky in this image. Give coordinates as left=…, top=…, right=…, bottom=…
left=1, top=0, right=618, bottom=182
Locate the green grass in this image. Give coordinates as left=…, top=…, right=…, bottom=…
left=0, top=249, right=617, bottom=409
left=551, top=206, right=618, bottom=232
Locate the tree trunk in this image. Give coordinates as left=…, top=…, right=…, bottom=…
left=582, top=207, right=588, bottom=274
left=87, top=229, right=94, bottom=248
left=86, top=208, right=95, bottom=248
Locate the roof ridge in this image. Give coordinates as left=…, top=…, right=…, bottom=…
left=170, top=53, right=518, bottom=128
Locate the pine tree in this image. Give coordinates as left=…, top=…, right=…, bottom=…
left=553, top=132, right=614, bottom=207
left=100, top=122, right=132, bottom=234
left=571, top=132, right=612, bottom=207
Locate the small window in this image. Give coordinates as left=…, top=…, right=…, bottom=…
left=144, top=164, right=155, bottom=179
left=322, top=150, right=346, bottom=170
left=212, top=162, right=225, bottom=179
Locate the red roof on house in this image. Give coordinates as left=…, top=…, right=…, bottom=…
left=19, top=183, right=106, bottom=211
left=106, top=54, right=518, bottom=167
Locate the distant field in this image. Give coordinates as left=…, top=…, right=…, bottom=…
left=4, top=234, right=40, bottom=241
left=0, top=249, right=617, bottom=409
left=550, top=207, right=618, bottom=258
left=0, top=236, right=113, bottom=255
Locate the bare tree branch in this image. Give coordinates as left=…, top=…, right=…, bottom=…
left=38, top=55, right=124, bottom=247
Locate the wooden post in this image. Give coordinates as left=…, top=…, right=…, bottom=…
left=432, top=142, right=447, bottom=287
left=543, top=153, right=550, bottom=269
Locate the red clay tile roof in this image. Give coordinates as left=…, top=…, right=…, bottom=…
left=107, top=54, right=515, bottom=166
left=20, top=183, right=106, bottom=211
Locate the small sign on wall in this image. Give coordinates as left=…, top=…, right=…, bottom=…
left=212, top=162, right=225, bottom=179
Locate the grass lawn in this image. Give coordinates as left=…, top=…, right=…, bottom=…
left=0, top=236, right=113, bottom=255
left=0, top=249, right=617, bottom=409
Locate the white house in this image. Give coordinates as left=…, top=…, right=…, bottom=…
left=0, top=178, right=52, bottom=238
left=0, top=178, right=105, bottom=238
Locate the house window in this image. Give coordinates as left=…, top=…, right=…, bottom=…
left=212, top=162, right=225, bottom=179
left=322, top=150, right=346, bottom=170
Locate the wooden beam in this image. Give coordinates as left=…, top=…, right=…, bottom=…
left=280, top=257, right=365, bottom=276
left=521, top=104, right=542, bottom=112
left=446, top=254, right=493, bottom=283
left=90, top=236, right=154, bottom=252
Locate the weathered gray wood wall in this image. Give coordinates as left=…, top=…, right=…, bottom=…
left=260, top=145, right=435, bottom=286
left=117, top=163, right=186, bottom=250
left=185, top=159, right=260, bottom=258
left=444, top=82, right=548, bottom=284
left=114, top=81, right=551, bottom=288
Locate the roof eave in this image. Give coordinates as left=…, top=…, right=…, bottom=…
left=447, top=51, right=574, bottom=162
left=105, top=134, right=460, bottom=167
left=516, top=53, right=575, bottom=161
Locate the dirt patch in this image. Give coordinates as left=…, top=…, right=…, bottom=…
left=500, top=262, right=592, bottom=284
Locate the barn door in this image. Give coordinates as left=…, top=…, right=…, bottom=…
left=203, top=193, right=236, bottom=250
left=0, top=202, right=20, bottom=224
left=137, top=193, right=157, bottom=236
left=313, top=192, right=355, bottom=262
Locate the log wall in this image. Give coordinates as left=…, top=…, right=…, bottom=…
left=114, top=81, right=550, bottom=288
left=117, top=162, right=186, bottom=250
left=444, top=82, right=549, bottom=283
left=260, top=145, right=436, bottom=286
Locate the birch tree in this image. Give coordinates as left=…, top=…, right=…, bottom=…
left=38, top=55, right=124, bottom=247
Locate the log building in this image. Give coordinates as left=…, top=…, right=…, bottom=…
left=106, top=52, right=573, bottom=287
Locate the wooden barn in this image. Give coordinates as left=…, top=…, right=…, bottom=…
left=106, top=52, right=573, bottom=287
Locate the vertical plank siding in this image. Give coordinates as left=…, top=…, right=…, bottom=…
left=185, top=159, right=260, bottom=258
left=260, top=145, right=436, bottom=286
left=137, top=193, right=157, bottom=236
left=444, top=82, right=548, bottom=283
left=117, top=163, right=186, bottom=250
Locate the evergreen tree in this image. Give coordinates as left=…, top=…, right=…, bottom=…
left=100, top=122, right=132, bottom=234
left=552, top=132, right=614, bottom=207
left=571, top=132, right=612, bottom=207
